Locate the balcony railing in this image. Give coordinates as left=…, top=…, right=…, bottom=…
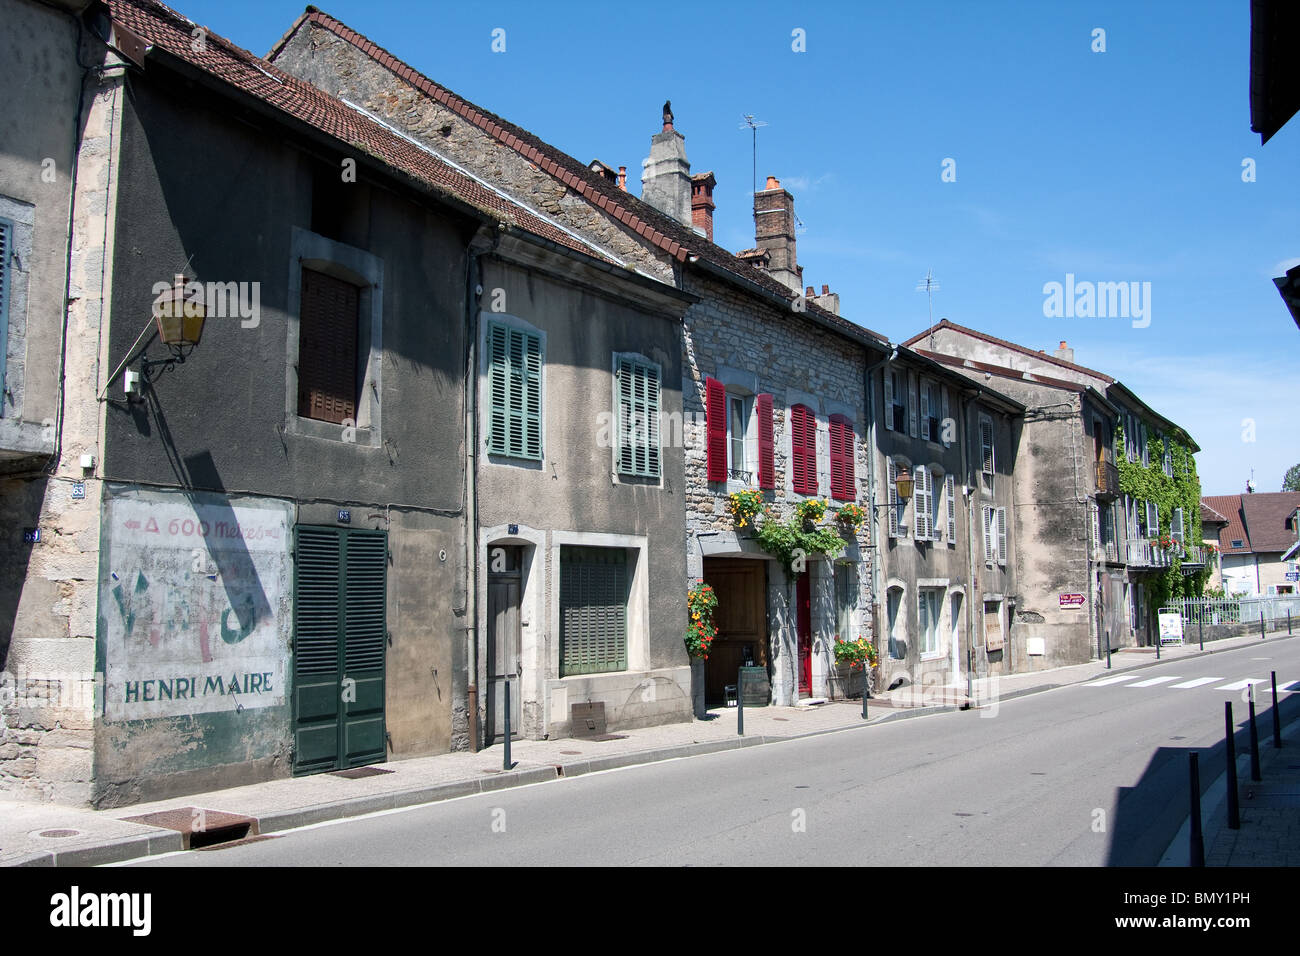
left=1125, top=540, right=1175, bottom=568
left=1095, top=459, right=1120, bottom=499
left=1180, top=545, right=1206, bottom=568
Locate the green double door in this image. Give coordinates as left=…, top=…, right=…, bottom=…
left=292, top=526, right=387, bottom=774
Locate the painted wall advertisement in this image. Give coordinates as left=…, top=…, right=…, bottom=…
left=100, top=487, right=293, bottom=721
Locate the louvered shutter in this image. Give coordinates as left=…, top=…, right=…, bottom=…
left=1091, top=503, right=1100, bottom=552
left=487, top=324, right=509, bottom=455
left=1146, top=501, right=1159, bottom=537
left=617, top=359, right=660, bottom=477
left=705, top=376, right=726, bottom=482
left=756, top=393, right=775, bottom=489
left=1172, top=507, right=1184, bottom=545
left=983, top=506, right=993, bottom=562
left=883, top=372, right=894, bottom=432
left=0, top=219, right=9, bottom=402
left=298, top=268, right=359, bottom=425
left=344, top=532, right=387, bottom=674
left=486, top=324, right=543, bottom=459
left=887, top=458, right=899, bottom=538
left=559, top=546, right=628, bottom=676
left=914, top=467, right=931, bottom=540
left=791, top=404, right=817, bottom=495
left=996, top=507, right=1007, bottom=565
left=945, top=473, right=956, bottom=542
left=829, top=415, right=854, bottom=501
left=908, top=372, right=919, bottom=438
left=918, top=590, right=930, bottom=651
left=980, top=418, right=995, bottom=479
left=941, top=388, right=951, bottom=447
left=1141, top=424, right=1149, bottom=466
left=920, top=382, right=931, bottom=441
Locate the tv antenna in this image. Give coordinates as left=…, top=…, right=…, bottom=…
left=916, top=268, right=940, bottom=328
left=739, top=114, right=767, bottom=195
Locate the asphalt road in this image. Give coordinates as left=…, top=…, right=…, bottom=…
left=135, top=638, right=1300, bottom=866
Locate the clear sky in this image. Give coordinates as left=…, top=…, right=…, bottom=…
left=179, top=0, right=1299, bottom=496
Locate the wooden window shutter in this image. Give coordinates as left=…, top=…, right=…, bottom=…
left=298, top=267, right=359, bottom=424
left=1147, top=500, right=1159, bottom=536
left=791, top=404, right=817, bottom=495
left=487, top=324, right=509, bottom=455
left=919, top=382, right=931, bottom=441
left=829, top=415, right=854, bottom=501
left=705, top=376, right=727, bottom=482
left=522, top=332, right=542, bottom=459
left=617, top=359, right=660, bottom=478
left=756, top=393, right=775, bottom=489
left=912, top=467, right=929, bottom=540
left=996, top=507, right=1007, bottom=564
left=941, top=388, right=951, bottom=447
left=887, top=458, right=900, bottom=539
left=486, top=323, right=543, bottom=459
left=908, top=372, right=919, bottom=438
left=1172, top=507, right=1184, bottom=545
left=0, top=219, right=9, bottom=400
left=982, top=506, right=993, bottom=562
left=945, top=473, right=956, bottom=543
left=559, top=546, right=628, bottom=676
left=883, top=372, right=894, bottom=432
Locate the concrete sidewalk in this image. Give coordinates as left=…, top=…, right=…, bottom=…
left=2, top=629, right=1292, bottom=867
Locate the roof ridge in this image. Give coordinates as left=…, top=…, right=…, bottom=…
left=903, top=318, right=1115, bottom=382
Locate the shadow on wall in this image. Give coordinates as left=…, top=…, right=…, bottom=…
left=0, top=475, right=50, bottom=669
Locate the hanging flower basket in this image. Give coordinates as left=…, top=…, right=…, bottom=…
left=835, top=502, right=866, bottom=533
left=727, top=490, right=764, bottom=530
left=684, top=583, right=719, bottom=659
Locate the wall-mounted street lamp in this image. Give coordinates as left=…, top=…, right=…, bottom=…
left=140, top=273, right=206, bottom=379
left=871, top=463, right=913, bottom=518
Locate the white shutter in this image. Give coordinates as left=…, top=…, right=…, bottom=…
left=883, top=372, right=894, bottom=432
left=941, top=388, right=951, bottom=447
left=920, top=382, right=931, bottom=441
left=1147, top=501, right=1159, bottom=536
left=979, top=417, right=994, bottom=481
left=918, top=467, right=933, bottom=540
left=945, top=473, right=956, bottom=543
left=1172, top=507, right=1184, bottom=545
left=887, top=458, right=899, bottom=538
left=1141, top=424, right=1149, bottom=466
left=918, top=590, right=930, bottom=652
left=908, top=372, right=918, bottom=438
left=1091, top=504, right=1100, bottom=552
left=982, top=506, right=993, bottom=562
left=996, top=507, right=1008, bottom=565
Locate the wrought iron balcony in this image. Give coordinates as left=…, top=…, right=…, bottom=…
left=1095, top=459, right=1120, bottom=499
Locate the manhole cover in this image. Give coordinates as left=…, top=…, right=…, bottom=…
left=330, top=766, right=394, bottom=779
left=35, top=829, right=81, bottom=839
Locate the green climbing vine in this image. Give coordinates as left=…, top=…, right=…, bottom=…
left=1115, top=422, right=1209, bottom=609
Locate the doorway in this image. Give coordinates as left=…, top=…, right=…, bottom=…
left=797, top=570, right=812, bottom=697
left=486, top=545, right=523, bottom=742
left=701, top=558, right=768, bottom=704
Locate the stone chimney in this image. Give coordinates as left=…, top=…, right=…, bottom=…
left=753, top=175, right=802, bottom=293
left=810, top=283, right=839, bottom=315
left=691, top=172, right=716, bottom=240
left=617, top=166, right=627, bottom=191
left=640, top=101, right=692, bottom=225
left=1054, top=339, right=1075, bottom=363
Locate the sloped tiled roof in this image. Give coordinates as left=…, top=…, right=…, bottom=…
left=269, top=6, right=890, bottom=348
left=902, top=319, right=1115, bottom=382
left=1203, top=492, right=1300, bottom=555
left=105, top=0, right=616, bottom=264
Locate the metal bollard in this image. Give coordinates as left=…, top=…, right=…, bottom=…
left=1156, top=633, right=1162, bottom=659
left=503, top=679, right=512, bottom=772
left=1289, top=610, right=1292, bottom=636
left=1272, top=671, right=1282, bottom=749
left=1106, top=631, right=1112, bottom=670
left=1261, top=612, right=1266, bottom=640
left=1189, top=752, right=1205, bottom=868
left=1198, top=615, right=1204, bottom=651
left=737, top=670, right=744, bottom=737
left=861, top=666, right=869, bottom=720
left=1248, top=686, right=1261, bottom=783
left=1225, top=701, right=1240, bottom=830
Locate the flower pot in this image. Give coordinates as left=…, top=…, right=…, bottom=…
left=690, top=657, right=707, bottom=718
left=833, top=662, right=866, bottom=700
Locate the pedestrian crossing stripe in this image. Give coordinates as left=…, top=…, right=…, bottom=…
left=1215, top=678, right=1265, bottom=691
left=1083, top=674, right=1296, bottom=692
left=1170, top=678, right=1221, bottom=689
left=1084, top=674, right=1141, bottom=686
left=1128, top=676, right=1182, bottom=687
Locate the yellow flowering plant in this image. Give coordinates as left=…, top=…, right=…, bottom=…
left=685, top=583, right=719, bottom=659
left=833, top=634, right=878, bottom=670
left=794, top=497, right=830, bottom=525
left=727, top=490, right=764, bottom=529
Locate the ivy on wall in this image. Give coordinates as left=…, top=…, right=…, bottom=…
left=1115, top=422, right=1209, bottom=609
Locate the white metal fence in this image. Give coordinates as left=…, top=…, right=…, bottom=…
left=1162, top=595, right=1300, bottom=628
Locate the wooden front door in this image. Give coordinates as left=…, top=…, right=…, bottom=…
left=797, top=570, right=812, bottom=696
left=487, top=545, right=522, bottom=742
left=701, top=558, right=767, bottom=704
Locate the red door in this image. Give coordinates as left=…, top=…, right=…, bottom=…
left=797, top=571, right=811, bottom=696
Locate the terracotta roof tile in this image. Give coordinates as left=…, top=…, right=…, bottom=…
left=1200, top=493, right=1300, bottom=555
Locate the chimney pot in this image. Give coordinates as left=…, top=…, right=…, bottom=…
left=1059, top=340, right=1067, bottom=349
left=617, top=166, right=627, bottom=191
left=765, top=175, right=780, bottom=190
left=821, top=284, right=829, bottom=295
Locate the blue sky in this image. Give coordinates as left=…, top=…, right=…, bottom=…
left=184, top=0, right=1298, bottom=496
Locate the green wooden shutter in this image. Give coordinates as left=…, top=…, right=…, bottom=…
left=0, top=219, right=10, bottom=407
left=559, top=546, right=628, bottom=676
left=617, top=358, right=660, bottom=477
left=487, top=323, right=543, bottom=460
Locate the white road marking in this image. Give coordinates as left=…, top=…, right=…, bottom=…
left=1128, top=676, right=1181, bottom=688
left=1084, top=674, right=1142, bottom=686
left=1215, top=678, right=1265, bottom=690
left=1170, top=678, right=1222, bottom=689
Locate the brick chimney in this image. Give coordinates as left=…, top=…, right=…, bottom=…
left=810, top=283, right=839, bottom=315
left=1054, top=340, right=1074, bottom=363
left=691, top=171, right=716, bottom=240
left=753, top=175, right=802, bottom=293
left=617, top=166, right=627, bottom=191
left=640, top=101, right=692, bottom=225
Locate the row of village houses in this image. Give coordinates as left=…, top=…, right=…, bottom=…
left=0, top=0, right=1205, bottom=806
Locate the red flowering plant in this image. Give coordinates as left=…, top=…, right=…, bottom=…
left=833, top=634, right=878, bottom=670
left=685, top=583, right=719, bottom=659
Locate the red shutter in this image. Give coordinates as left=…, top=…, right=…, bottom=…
left=791, top=404, right=816, bottom=495
left=705, top=376, right=726, bottom=482
left=756, top=393, right=774, bottom=489
left=830, top=415, right=855, bottom=501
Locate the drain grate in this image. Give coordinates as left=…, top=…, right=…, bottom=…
left=122, top=807, right=258, bottom=850
left=330, top=766, right=394, bottom=779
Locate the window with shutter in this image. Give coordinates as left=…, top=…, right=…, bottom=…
left=919, top=382, right=931, bottom=441
left=790, top=404, right=817, bottom=495
left=756, top=393, right=775, bottom=489
left=298, top=267, right=360, bottom=424
left=829, top=414, right=855, bottom=501
left=890, top=371, right=907, bottom=432
left=945, top=473, right=956, bottom=544
left=486, top=322, right=543, bottom=460
left=883, top=371, right=895, bottom=432
left=887, top=458, right=900, bottom=539
left=616, top=357, right=660, bottom=478
left=1146, top=501, right=1159, bottom=537
left=705, top=376, right=726, bottom=482
left=1172, top=507, right=1184, bottom=545
left=914, top=466, right=931, bottom=540
left=996, top=507, right=1007, bottom=565
left=559, top=546, right=628, bottom=676
left=0, top=218, right=9, bottom=404
left=908, top=372, right=919, bottom=438
left=982, top=505, right=993, bottom=562
left=940, top=387, right=951, bottom=447
left=979, top=415, right=995, bottom=492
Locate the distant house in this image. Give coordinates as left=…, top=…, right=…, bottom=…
left=1202, top=490, right=1300, bottom=596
